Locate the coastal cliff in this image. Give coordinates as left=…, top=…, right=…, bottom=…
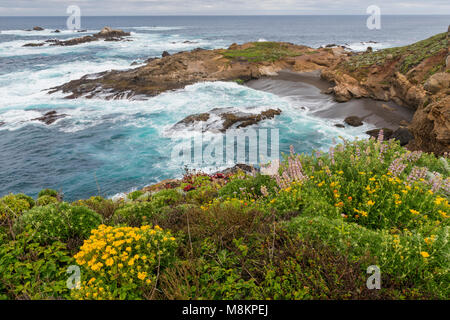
left=322, top=31, right=449, bottom=155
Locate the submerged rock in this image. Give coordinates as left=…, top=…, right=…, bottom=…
left=23, top=43, right=45, bottom=47
left=220, top=109, right=281, bottom=131
left=172, top=108, right=282, bottom=133
left=32, top=111, right=67, bottom=125
left=176, top=113, right=210, bottom=125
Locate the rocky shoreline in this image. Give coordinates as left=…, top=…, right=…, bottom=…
left=41, top=27, right=449, bottom=155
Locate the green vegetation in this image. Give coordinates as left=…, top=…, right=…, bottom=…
left=14, top=202, right=102, bottom=245
left=0, top=136, right=449, bottom=300
left=343, top=32, right=447, bottom=79
left=222, top=42, right=302, bottom=62
left=38, top=188, right=59, bottom=199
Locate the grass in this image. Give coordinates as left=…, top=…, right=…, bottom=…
left=222, top=42, right=303, bottom=62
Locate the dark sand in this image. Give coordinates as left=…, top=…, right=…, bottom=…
left=246, top=70, right=414, bottom=130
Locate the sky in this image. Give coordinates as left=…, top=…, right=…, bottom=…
left=1, top=0, right=449, bottom=16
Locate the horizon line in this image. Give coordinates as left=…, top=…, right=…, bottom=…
left=2, top=14, right=450, bottom=17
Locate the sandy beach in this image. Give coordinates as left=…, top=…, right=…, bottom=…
left=246, top=70, right=415, bottom=130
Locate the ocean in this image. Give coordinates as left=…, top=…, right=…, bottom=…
left=0, top=15, right=448, bottom=200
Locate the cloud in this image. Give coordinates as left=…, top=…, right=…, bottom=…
left=0, top=0, right=449, bottom=15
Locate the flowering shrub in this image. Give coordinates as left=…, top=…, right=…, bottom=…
left=151, top=189, right=183, bottom=208
left=15, top=202, right=102, bottom=244
left=273, top=137, right=449, bottom=231
left=218, top=174, right=277, bottom=200
left=112, top=202, right=155, bottom=226
left=72, top=224, right=177, bottom=300
left=0, top=194, right=32, bottom=224
left=38, top=188, right=59, bottom=198
left=287, top=216, right=449, bottom=298
left=183, top=184, right=195, bottom=192
left=127, top=190, right=144, bottom=201
left=72, top=196, right=120, bottom=222
left=36, top=195, right=59, bottom=206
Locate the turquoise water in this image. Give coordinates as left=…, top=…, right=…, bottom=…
left=0, top=16, right=448, bottom=200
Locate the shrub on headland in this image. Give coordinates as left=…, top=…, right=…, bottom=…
left=36, top=194, right=59, bottom=206
left=14, top=202, right=102, bottom=245
left=0, top=232, right=73, bottom=300
left=0, top=194, right=33, bottom=223
left=38, top=188, right=59, bottom=199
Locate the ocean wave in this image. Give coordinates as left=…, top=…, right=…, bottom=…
left=0, top=29, right=95, bottom=37
left=128, top=26, right=186, bottom=31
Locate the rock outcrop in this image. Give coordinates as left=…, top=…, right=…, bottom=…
left=172, top=108, right=282, bottom=133
left=23, top=27, right=131, bottom=47
left=48, top=42, right=347, bottom=100
left=344, top=116, right=363, bottom=127
left=321, top=31, right=449, bottom=154
left=32, top=111, right=67, bottom=125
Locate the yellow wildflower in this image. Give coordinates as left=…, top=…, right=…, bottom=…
left=137, top=272, right=148, bottom=281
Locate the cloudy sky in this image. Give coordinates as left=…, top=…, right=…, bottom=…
left=1, top=0, right=449, bottom=16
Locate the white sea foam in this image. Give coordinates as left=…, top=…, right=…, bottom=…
left=346, top=41, right=390, bottom=52
left=128, top=26, right=186, bottom=31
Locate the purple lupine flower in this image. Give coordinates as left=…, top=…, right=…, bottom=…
left=441, top=178, right=450, bottom=194
left=274, top=173, right=287, bottom=189
left=318, top=159, right=323, bottom=168
left=377, top=129, right=384, bottom=143
left=378, top=143, right=386, bottom=162
left=260, top=185, right=269, bottom=197
left=329, top=147, right=335, bottom=165
left=407, top=166, right=428, bottom=183
left=428, top=172, right=443, bottom=193
left=388, top=158, right=407, bottom=177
